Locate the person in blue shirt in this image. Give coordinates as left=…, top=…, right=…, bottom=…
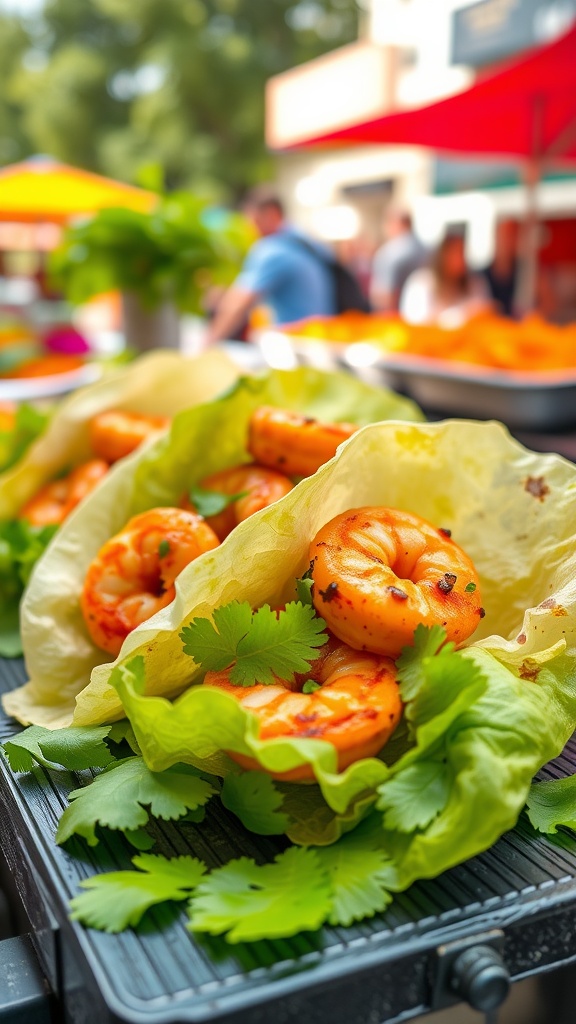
left=206, top=187, right=336, bottom=342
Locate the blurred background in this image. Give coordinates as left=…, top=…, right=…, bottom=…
left=0, top=0, right=574, bottom=354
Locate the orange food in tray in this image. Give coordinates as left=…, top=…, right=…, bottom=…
left=282, top=311, right=576, bottom=374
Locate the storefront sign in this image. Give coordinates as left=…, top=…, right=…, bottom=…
left=266, top=42, right=397, bottom=149
left=451, top=0, right=576, bottom=66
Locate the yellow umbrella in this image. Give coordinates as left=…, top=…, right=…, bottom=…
left=0, top=155, right=156, bottom=223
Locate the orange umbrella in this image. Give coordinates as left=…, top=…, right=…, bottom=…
left=0, top=155, right=156, bottom=223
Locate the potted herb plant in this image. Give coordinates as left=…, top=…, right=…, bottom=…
left=49, top=193, right=251, bottom=351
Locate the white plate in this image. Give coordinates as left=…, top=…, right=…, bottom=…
left=0, top=362, right=102, bottom=402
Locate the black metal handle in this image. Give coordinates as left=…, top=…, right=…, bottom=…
left=450, top=943, right=511, bottom=1013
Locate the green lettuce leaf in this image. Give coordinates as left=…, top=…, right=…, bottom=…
left=0, top=403, right=50, bottom=474
left=0, top=519, right=57, bottom=656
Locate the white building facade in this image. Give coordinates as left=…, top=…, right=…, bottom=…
left=267, top=0, right=576, bottom=269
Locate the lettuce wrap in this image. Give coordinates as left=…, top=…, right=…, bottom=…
left=6, top=369, right=422, bottom=727
left=62, top=418, right=576, bottom=903
left=0, top=349, right=239, bottom=659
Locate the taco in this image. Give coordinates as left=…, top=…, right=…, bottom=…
left=5, top=368, right=422, bottom=727
left=64, top=417, right=576, bottom=917
left=0, top=349, right=239, bottom=659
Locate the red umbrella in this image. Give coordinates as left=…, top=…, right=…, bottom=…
left=285, top=24, right=576, bottom=309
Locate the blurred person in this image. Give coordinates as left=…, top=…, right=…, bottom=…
left=370, top=209, right=428, bottom=312
left=206, top=187, right=337, bottom=342
left=482, top=218, right=520, bottom=317
left=335, top=235, right=375, bottom=300
left=400, top=232, right=492, bottom=327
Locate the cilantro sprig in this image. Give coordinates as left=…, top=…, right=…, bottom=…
left=56, top=757, right=217, bottom=847
left=3, top=724, right=117, bottom=773
left=188, top=485, right=248, bottom=519
left=70, top=854, right=207, bottom=933
left=180, top=599, right=328, bottom=687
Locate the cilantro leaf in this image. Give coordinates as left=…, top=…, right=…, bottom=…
left=221, top=771, right=290, bottom=835
left=40, top=727, right=117, bottom=771
left=526, top=775, right=576, bottom=834
left=397, top=625, right=487, bottom=732
left=188, top=485, right=248, bottom=518
left=377, top=759, right=452, bottom=832
left=158, top=539, right=170, bottom=558
left=314, top=821, right=392, bottom=926
left=188, top=847, right=331, bottom=942
left=3, top=725, right=115, bottom=773
left=2, top=726, right=52, bottom=772
left=396, top=624, right=449, bottom=703
left=302, top=679, right=321, bottom=694
left=180, top=600, right=328, bottom=687
left=70, top=854, right=206, bottom=933
left=56, top=757, right=216, bottom=846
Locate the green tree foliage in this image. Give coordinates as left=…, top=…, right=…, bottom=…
left=0, top=0, right=359, bottom=198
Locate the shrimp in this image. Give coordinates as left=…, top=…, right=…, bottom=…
left=19, top=459, right=109, bottom=527
left=81, top=507, right=220, bottom=656
left=89, top=409, right=170, bottom=463
left=183, top=464, right=294, bottom=540
left=204, top=636, right=402, bottom=781
left=309, top=506, right=483, bottom=659
left=247, top=406, right=358, bottom=478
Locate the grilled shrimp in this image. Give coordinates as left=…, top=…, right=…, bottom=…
left=19, top=459, right=109, bottom=526
left=204, top=636, right=402, bottom=781
left=81, top=507, right=220, bottom=656
left=183, top=463, right=294, bottom=540
left=247, top=406, right=358, bottom=478
left=309, top=506, right=483, bottom=658
left=89, top=409, right=170, bottom=463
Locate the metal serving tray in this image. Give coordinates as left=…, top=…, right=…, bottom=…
left=261, top=331, right=576, bottom=433
left=1, top=656, right=576, bottom=1024
left=341, top=349, right=576, bottom=432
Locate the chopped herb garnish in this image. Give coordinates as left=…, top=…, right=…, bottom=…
left=302, top=679, right=321, bottom=694
left=180, top=600, right=328, bottom=687
left=158, top=539, right=171, bottom=558
left=188, top=486, right=248, bottom=519
left=465, top=582, right=477, bottom=593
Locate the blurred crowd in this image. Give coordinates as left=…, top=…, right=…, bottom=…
left=206, top=187, right=575, bottom=341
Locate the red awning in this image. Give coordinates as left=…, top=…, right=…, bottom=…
left=286, top=24, right=576, bottom=161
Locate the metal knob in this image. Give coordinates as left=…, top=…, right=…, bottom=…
left=450, top=944, right=511, bottom=1012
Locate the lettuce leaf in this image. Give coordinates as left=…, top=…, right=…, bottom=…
left=0, top=403, right=50, bottom=474
left=0, top=519, right=57, bottom=656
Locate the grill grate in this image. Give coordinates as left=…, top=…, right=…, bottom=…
left=1, top=657, right=576, bottom=1024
